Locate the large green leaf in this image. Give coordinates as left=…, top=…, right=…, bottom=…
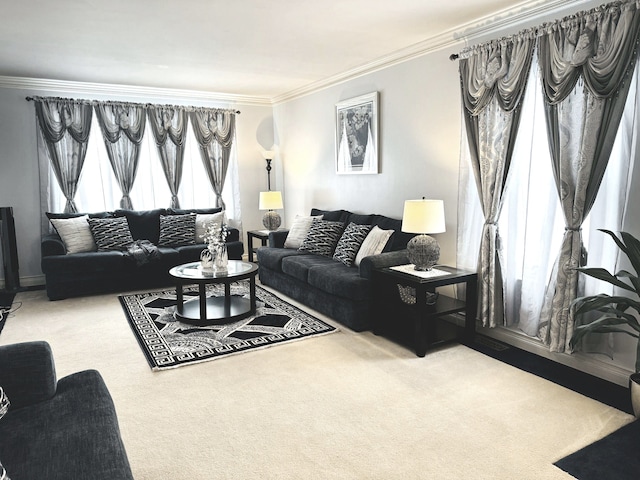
left=576, top=267, right=635, bottom=292
left=620, top=231, right=640, bottom=276
left=571, top=316, right=640, bottom=348
left=572, top=294, right=640, bottom=315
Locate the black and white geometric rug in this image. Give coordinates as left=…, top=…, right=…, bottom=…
left=119, top=283, right=338, bottom=370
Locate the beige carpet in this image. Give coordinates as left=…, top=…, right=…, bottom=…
left=0, top=287, right=633, bottom=480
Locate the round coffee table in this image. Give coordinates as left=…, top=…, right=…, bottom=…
left=169, top=260, right=259, bottom=326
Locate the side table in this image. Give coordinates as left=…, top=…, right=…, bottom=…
left=372, top=265, right=478, bottom=357
left=246, top=230, right=272, bottom=262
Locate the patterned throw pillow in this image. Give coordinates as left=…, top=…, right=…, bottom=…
left=354, top=225, right=394, bottom=266
left=49, top=215, right=97, bottom=254
left=284, top=215, right=323, bottom=249
left=195, top=211, right=225, bottom=244
left=158, top=214, right=197, bottom=247
left=0, top=460, right=10, bottom=480
left=0, top=387, right=9, bottom=420
left=333, top=223, right=373, bottom=266
left=87, top=217, right=134, bottom=251
left=298, top=219, right=345, bottom=257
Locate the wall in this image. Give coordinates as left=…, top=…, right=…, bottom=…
left=273, top=50, right=462, bottom=268
left=0, top=83, right=273, bottom=286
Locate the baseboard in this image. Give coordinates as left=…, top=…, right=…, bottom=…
left=479, top=325, right=633, bottom=387
left=0, top=274, right=45, bottom=290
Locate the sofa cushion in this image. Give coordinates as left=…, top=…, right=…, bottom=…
left=49, top=215, right=97, bottom=254
left=310, top=208, right=350, bottom=223
left=281, top=254, right=335, bottom=283
left=115, top=208, right=166, bottom=244
left=298, top=219, right=345, bottom=257
left=308, top=262, right=371, bottom=301
left=371, top=214, right=413, bottom=251
left=345, top=212, right=374, bottom=225
left=257, top=247, right=304, bottom=272
left=87, top=217, right=134, bottom=251
left=333, top=223, right=372, bottom=267
left=158, top=214, right=196, bottom=247
left=42, top=250, right=129, bottom=274
left=169, top=207, right=222, bottom=215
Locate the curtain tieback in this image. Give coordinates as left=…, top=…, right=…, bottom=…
left=565, top=227, right=581, bottom=232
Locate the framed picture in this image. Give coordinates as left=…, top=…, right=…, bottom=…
left=335, top=92, right=379, bottom=174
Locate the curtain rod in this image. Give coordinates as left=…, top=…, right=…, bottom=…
left=449, top=54, right=459, bottom=61
left=25, top=96, right=241, bottom=114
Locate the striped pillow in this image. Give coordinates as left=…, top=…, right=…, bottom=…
left=158, top=214, right=196, bottom=247
left=88, top=217, right=134, bottom=251
left=49, top=215, right=97, bottom=254
left=333, top=222, right=373, bottom=266
left=0, top=387, right=9, bottom=420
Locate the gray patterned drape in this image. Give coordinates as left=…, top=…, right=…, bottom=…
left=34, top=97, right=93, bottom=214
left=190, top=108, right=236, bottom=210
left=459, top=33, right=535, bottom=327
left=95, top=102, right=147, bottom=210
left=537, top=0, right=640, bottom=352
left=147, top=106, right=188, bottom=208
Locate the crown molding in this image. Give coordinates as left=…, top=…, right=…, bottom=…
left=272, top=0, right=593, bottom=105
left=0, top=75, right=273, bottom=107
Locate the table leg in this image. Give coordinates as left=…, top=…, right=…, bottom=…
left=465, top=276, right=478, bottom=342
left=176, top=284, right=184, bottom=315
left=199, top=283, right=207, bottom=321
left=249, top=276, right=256, bottom=315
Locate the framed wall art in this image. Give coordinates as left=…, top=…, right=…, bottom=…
left=335, top=92, right=379, bottom=175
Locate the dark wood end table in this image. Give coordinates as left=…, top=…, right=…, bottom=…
left=169, top=260, right=259, bottom=327
left=372, top=264, right=478, bottom=357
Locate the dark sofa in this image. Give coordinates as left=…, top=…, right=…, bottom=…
left=41, top=207, right=244, bottom=300
left=0, top=341, right=134, bottom=480
left=257, top=208, right=411, bottom=331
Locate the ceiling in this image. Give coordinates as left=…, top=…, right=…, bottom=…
left=0, top=0, right=575, bottom=102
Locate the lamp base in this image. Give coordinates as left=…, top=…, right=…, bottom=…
left=262, top=210, right=281, bottom=231
left=407, top=234, right=440, bottom=271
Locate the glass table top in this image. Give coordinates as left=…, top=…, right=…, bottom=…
left=169, top=260, right=257, bottom=280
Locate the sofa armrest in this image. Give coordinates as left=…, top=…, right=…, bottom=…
left=226, top=227, right=240, bottom=243
left=359, top=249, right=409, bottom=280
left=0, top=341, right=57, bottom=409
left=268, top=230, right=289, bottom=248
left=42, top=233, right=66, bottom=257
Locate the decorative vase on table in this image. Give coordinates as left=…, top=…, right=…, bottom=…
left=200, top=221, right=229, bottom=275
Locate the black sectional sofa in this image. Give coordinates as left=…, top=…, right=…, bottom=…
left=257, top=208, right=411, bottom=331
left=0, top=341, right=134, bottom=479
left=41, top=208, right=243, bottom=300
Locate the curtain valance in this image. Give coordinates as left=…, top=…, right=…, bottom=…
left=538, top=0, right=640, bottom=104
left=459, top=31, right=536, bottom=115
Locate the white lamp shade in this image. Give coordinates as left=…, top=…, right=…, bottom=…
left=259, top=191, right=283, bottom=210
left=401, top=199, right=446, bottom=234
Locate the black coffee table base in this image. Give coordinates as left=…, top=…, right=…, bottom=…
left=177, top=295, right=253, bottom=327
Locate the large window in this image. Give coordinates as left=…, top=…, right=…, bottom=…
left=457, top=54, right=639, bottom=345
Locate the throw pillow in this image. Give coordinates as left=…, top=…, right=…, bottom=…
left=87, top=217, right=134, bottom=251
left=0, top=460, right=10, bottom=480
left=49, top=215, right=97, bottom=254
left=298, top=219, right=345, bottom=257
left=195, top=211, right=226, bottom=244
left=354, top=225, right=394, bottom=266
left=333, top=223, right=373, bottom=267
left=158, top=214, right=197, bottom=247
left=0, top=387, right=9, bottom=420
left=284, top=214, right=323, bottom=249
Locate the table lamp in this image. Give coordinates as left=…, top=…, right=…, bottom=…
left=401, top=199, right=445, bottom=271
left=259, top=191, right=283, bottom=230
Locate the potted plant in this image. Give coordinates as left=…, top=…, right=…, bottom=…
left=570, top=229, right=640, bottom=416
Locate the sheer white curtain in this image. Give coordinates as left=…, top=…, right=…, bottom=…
left=457, top=53, right=638, bottom=339
left=44, top=114, right=242, bottom=226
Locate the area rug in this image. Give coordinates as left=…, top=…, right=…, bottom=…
left=119, top=283, right=338, bottom=370
left=554, top=419, right=640, bottom=480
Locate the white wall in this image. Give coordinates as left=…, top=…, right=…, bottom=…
left=273, top=50, right=462, bottom=268
left=0, top=84, right=273, bottom=285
